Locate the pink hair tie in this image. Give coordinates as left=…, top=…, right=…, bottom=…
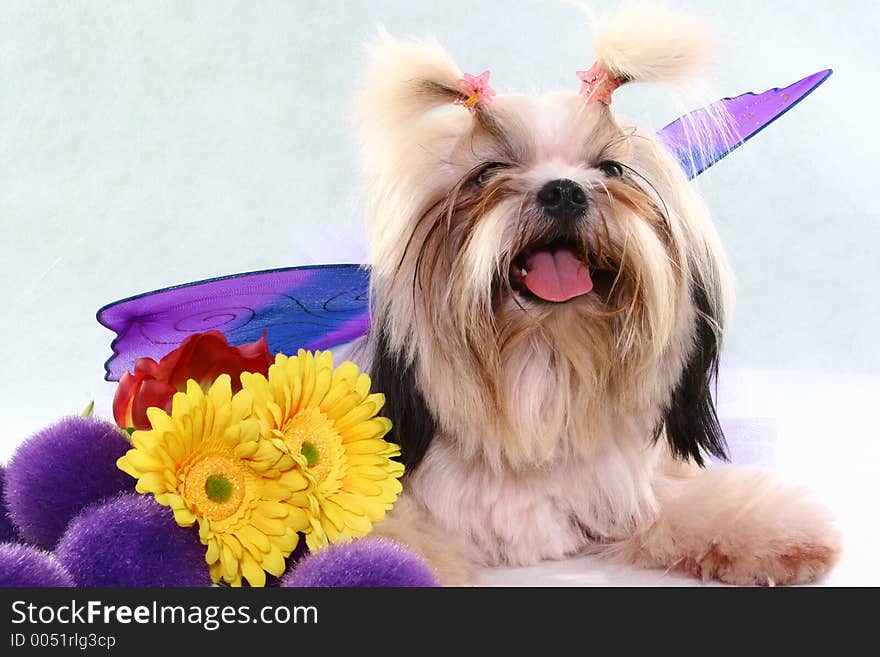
left=454, top=70, right=495, bottom=115
left=577, top=62, right=623, bottom=105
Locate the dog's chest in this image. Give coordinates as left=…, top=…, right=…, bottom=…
left=408, top=439, right=659, bottom=567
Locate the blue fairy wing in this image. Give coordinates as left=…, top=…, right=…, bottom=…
left=97, top=264, right=371, bottom=381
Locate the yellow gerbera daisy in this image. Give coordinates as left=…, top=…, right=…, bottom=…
left=241, top=350, right=404, bottom=550
left=116, top=374, right=315, bottom=587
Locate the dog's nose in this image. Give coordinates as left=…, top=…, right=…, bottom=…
left=536, top=179, right=588, bottom=220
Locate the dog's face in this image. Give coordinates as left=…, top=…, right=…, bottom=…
left=358, top=37, right=731, bottom=471
left=418, top=92, right=679, bottom=355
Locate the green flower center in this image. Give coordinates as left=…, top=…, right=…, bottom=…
left=204, top=474, right=234, bottom=503
left=301, top=441, right=320, bottom=467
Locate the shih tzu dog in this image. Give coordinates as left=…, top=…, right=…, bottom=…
left=349, top=4, right=842, bottom=585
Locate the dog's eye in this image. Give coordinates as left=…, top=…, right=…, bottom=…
left=597, top=160, right=624, bottom=178
left=474, top=162, right=509, bottom=187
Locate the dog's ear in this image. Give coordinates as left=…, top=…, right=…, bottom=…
left=354, top=32, right=468, bottom=270
left=354, top=31, right=462, bottom=150
left=370, top=327, right=437, bottom=473
left=659, top=266, right=728, bottom=466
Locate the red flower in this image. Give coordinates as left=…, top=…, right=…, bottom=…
left=113, top=331, right=273, bottom=431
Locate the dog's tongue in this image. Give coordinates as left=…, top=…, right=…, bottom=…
left=523, top=247, right=593, bottom=302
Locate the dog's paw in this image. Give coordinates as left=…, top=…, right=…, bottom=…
left=653, top=467, right=843, bottom=586
left=681, top=535, right=841, bottom=586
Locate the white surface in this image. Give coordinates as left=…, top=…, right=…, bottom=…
left=482, top=367, right=880, bottom=586
left=11, top=364, right=874, bottom=586
left=1, top=2, right=878, bottom=585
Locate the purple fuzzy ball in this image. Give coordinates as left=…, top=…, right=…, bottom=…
left=0, top=543, right=74, bottom=587
left=281, top=538, right=440, bottom=588
left=5, top=416, right=134, bottom=548
left=56, top=493, right=211, bottom=587
left=0, top=467, right=21, bottom=543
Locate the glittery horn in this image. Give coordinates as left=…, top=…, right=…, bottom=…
left=656, top=69, right=832, bottom=178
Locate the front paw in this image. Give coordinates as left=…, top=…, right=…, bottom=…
left=682, top=537, right=841, bottom=586
left=672, top=468, right=843, bottom=585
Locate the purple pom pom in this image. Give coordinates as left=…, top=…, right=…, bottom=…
left=0, top=543, right=74, bottom=587
left=5, top=416, right=134, bottom=548
left=0, top=467, right=21, bottom=543
left=56, top=493, right=211, bottom=587
left=281, top=538, right=440, bottom=588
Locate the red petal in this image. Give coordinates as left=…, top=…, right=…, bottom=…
left=130, top=379, right=177, bottom=430
left=120, top=331, right=276, bottom=425
left=112, top=372, right=141, bottom=429
left=132, top=355, right=161, bottom=379
left=163, top=331, right=273, bottom=393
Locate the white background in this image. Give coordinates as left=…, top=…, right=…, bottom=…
left=1, top=1, right=878, bottom=584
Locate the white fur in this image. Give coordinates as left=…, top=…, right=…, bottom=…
left=592, top=2, right=715, bottom=82
left=406, top=435, right=661, bottom=566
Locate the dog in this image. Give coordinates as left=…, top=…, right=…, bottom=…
left=347, top=4, right=842, bottom=585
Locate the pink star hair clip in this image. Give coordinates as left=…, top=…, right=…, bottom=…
left=577, top=62, right=623, bottom=105
left=454, top=70, right=495, bottom=115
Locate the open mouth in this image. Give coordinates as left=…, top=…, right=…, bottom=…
left=509, top=239, right=618, bottom=304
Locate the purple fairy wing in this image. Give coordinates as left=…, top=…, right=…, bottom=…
left=97, top=264, right=371, bottom=381
left=657, top=69, right=832, bottom=178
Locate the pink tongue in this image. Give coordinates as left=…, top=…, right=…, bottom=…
left=523, top=248, right=593, bottom=302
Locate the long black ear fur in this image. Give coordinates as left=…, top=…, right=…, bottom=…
left=659, top=276, right=729, bottom=466
left=369, top=328, right=437, bottom=473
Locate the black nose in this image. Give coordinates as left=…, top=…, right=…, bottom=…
left=537, top=179, right=588, bottom=220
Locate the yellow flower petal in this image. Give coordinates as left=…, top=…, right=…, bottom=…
left=172, top=506, right=196, bottom=527
left=344, top=439, right=395, bottom=455
left=205, top=539, right=220, bottom=565
left=276, top=529, right=301, bottom=554
left=236, top=350, right=404, bottom=549
left=239, top=524, right=271, bottom=554
left=285, top=506, right=312, bottom=533
left=341, top=417, right=393, bottom=443
left=221, top=544, right=238, bottom=581
left=334, top=401, right=383, bottom=432
left=278, top=470, right=310, bottom=492
left=341, top=477, right=383, bottom=497
left=321, top=391, right=362, bottom=422
left=354, top=372, right=372, bottom=399
left=263, top=548, right=286, bottom=577
left=121, top=449, right=166, bottom=472
left=255, top=500, right=289, bottom=519
left=234, top=440, right=260, bottom=458
left=145, top=407, right=175, bottom=433
left=209, top=561, right=223, bottom=584
left=223, top=535, right=244, bottom=560
left=134, top=471, right=168, bottom=494
left=251, top=514, right=287, bottom=537
left=351, top=464, right=403, bottom=481
left=115, top=373, right=316, bottom=587
left=240, top=551, right=266, bottom=587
